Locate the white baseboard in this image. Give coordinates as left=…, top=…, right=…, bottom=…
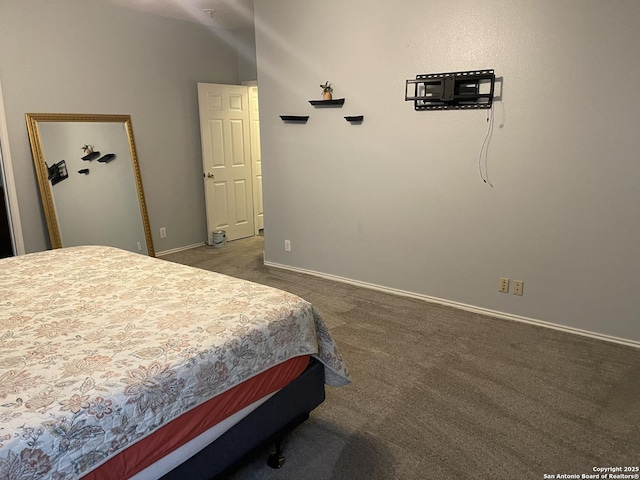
left=156, top=242, right=206, bottom=257
left=264, top=261, right=640, bottom=349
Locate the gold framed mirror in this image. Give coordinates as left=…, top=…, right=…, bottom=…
left=26, top=113, right=154, bottom=256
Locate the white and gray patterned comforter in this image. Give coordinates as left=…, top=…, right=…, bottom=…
left=0, top=246, right=349, bottom=479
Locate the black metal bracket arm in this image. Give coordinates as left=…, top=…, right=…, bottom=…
left=47, top=160, right=69, bottom=185
left=405, top=69, right=495, bottom=110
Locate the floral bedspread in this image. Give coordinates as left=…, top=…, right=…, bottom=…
left=0, top=246, right=349, bottom=479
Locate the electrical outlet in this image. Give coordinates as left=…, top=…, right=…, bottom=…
left=513, top=280, right=524, bottom=296
left=284, top=240, right=291, bottom=252
left=137, top=242, right=142, bottom=251
left=160, top=227, right=167, bottom=239
left=499, top=277, right=509, bottom=293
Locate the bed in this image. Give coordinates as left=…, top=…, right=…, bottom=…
left=0, top=246, right=350, bottom=479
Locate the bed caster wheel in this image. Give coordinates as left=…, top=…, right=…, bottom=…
left=267, top=440, right=285, bottom=469
left=267, top=453, right=285, bottom=469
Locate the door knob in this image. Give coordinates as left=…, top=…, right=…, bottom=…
left=206, top=173, right=215, bottom=178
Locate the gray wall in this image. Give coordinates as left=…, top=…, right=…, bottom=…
left=254, top=0, right=640, bottom=342
left=0, top=0, right=241, bottom=253
left=236, top=26, right=258, bottom=83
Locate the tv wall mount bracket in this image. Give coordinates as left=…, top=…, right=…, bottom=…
left=405, top=69, right=495, bottom=111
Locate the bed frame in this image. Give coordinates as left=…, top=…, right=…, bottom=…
left=161, top=358, right=326, bottom=479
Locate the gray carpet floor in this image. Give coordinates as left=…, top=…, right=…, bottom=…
left=162, top=236, right=640, bottom=480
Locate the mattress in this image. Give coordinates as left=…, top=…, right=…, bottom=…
left=87, top=355, right=310, bottom=479
left=133, top=387, right=278, bottom=479
left=0, top=246, right=350, bottom=479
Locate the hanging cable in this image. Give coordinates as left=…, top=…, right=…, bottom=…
left=478, top=105, right=495, bottom=186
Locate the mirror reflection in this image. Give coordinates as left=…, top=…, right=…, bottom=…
left=26, top=114, right=154, bottom=256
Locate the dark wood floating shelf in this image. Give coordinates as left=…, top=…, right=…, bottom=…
left=344, top=115, right=364, bottom=123
left=309, top=98, right=345, bottom=107
left=97, top=153, right=116, bottom=163
left=81, top=151, right=100, bottom=161
left=280, top=115, right=309, bottom=122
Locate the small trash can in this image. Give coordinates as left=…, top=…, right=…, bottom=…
left=211, top=230, right=226, bottom=248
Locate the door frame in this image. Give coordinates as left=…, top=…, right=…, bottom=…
left=198, top=82, right=264, bottom=242
left=243, top=81, right=263, bottom=235
left=0, top=81, right=25, bottom=255
left=247, top=84, right=263, bottom=235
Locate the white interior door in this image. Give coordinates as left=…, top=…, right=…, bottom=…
left=248, top=85, right=263, bottom=234
left=198, top=83, right=255, bottom=242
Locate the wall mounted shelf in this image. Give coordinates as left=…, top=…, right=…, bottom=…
left=344, top=115, right=364, bottom=123
left=97, top=153, right=116, bottom=163
left=309, top=98, right=345, bottom=107
left=280, top=115, right=309, bottom=123
left=81, top=151, right=100, bottom=161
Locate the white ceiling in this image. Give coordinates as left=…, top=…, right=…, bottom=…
left=98, top=0, right=255, bottom=30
